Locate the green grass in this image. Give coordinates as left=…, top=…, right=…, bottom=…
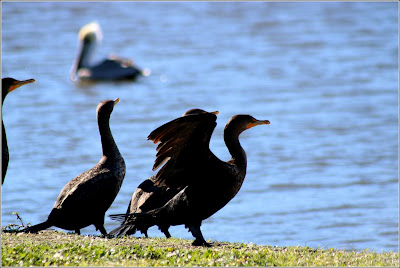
left=1, top=230, right=398, bottom=266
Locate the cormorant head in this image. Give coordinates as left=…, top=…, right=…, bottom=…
left=2, top=77, right=36, bottom=102
left=224, top=115, right=270, bottom=136
left=97, top=98, right=120, bottom=120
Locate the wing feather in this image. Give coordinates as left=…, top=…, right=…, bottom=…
left=147, top=113, right=217, bottom=187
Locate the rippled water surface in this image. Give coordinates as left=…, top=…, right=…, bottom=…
left=1, top=2, right=398, bottom=252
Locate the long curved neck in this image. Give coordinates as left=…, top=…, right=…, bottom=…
left=98, top=114, right=121, bottom=160
left=2, top=106, right=9, bottom=182
left=3, top=88, right=9, bottom=106
left=2, top=120, right=8, bottom=153
left=77, top=39, right=95, bottom=70
left=224, top=128, right=247, bottom=171
left=2, top=96, right=8, bottom=153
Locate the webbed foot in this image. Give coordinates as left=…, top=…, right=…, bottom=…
left=192, top=238, right=212, bottom=247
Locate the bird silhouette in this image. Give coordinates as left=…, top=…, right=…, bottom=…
left=110, top=110, right=270, bottom=246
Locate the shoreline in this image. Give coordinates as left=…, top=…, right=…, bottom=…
left=2, top=230, right=398, bottom=266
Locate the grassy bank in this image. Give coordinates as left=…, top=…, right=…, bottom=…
left=1, top=230, right=398, bottom=266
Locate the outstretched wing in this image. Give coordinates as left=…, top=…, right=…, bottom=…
left=148, top=112, right=217, bottom=188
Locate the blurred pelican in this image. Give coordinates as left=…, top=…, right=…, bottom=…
left=70, top=22, right=149, bottom=81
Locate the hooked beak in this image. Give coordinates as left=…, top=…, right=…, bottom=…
left=247, top=119, right=270, bottom=129
left=254, top=119, right=270, bottom=126
left=9, top=79, right=36, bottom=93
left=113, top=98, right=120, bottom=106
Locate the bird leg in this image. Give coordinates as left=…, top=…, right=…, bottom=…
left=163, top=229, right=171, bottom=238
left=95, top=224, right=108, bottom=236
left=189, top=224, right=211, bottom=247
left=140, top=229, right=149, bottom=238
left=99, top=226, right=108, bottom=236
left=161, top=228, right=171, bottom=238
left=75, top=229, right=81, bottom=235
left=159, top=225, right=171, bottom=238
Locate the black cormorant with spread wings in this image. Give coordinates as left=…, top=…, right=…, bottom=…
left=110, top=109, right=270, bottom=246
left=109, top=109, right=216, bottom=238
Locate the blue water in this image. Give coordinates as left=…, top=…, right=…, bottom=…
left=1, top=2, right=398, bottom=252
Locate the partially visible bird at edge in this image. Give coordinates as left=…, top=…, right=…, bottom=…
left=109, top=108, right=270, bottom=247
left=2, top=77, right=36, bottom=184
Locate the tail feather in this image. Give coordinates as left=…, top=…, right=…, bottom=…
left=108, top=212, right=157, bottom=237
left=129, top=212, right=156, bottom=228
left=21, top=221, right=52, bottom=233
left=108, top=223, right=137, bottom=237
left=109, top=213, right=127, bottom=223
left=108, top=213, right=138, bottom=237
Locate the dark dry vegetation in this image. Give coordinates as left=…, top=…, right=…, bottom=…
left=1, top=230, right=398, bottom=267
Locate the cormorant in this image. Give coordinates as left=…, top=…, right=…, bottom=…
left=110, top=110, right=270, bottom=246
left=70, top=22, right=147, bottom=81
left=109, top=109, right=217, bottom=238
left=2, top=77, right=36, bottom=184
left=22, top=99, right=126, bottom=235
